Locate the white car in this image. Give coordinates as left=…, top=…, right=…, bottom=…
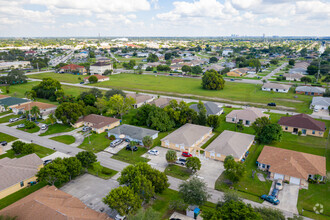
left=147, top=150, right=159, bottom=155
left=41, top=124, right=48, bottom=130
left=115, top=214, right=126, bottom=220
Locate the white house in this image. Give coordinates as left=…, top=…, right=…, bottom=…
left=262, top=83, right=291, bottom=93
left=310, top=97, right=330, bottom=111
left=90, top=62, right=113, bottom=75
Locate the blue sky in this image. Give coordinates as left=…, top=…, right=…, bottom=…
left=0, top=0, right=329, bottom=37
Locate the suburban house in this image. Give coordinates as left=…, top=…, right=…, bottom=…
left=278, top=113, right=326, bottom=137
left=310, top=97, right=330, bottom=111
left=262, top=83, right=291, bottom=93
left=126, top=93, right=154, bottom=108
left=150, top=97, right=177, bottom=108
left=74, top=114, right=120, bottom=133
left=161, top=123, right=212, bottom=153
left=295, top=86, right=325, bottom=96
left=0, top=61, right=31, bottom=70
left=283, top=73, right=304, bottom=81
left=0, top=154, right=43, bottom=199
left=90, top=62, right=113, bottom=75
left=227, top=68, right=249, bottom=77
left=190, top=102, right=223, bottom=116
left=289, top=68, right=307, bottom=75
left=84, top=74, right=109, bottom=83
left=203, top=64, right=224, bottom=72
left=11, top=101, right=57, bottom=117
left=108, top=124, right=159, bottom=146
left=204, top=130, right=255, bottom=162
left=0, top=96, right=31, bottom=112
left=59, top=64, right=87, bottom=75
left=257, top=146, right=326, bottom=187
left=0, top=185, right=110, bottom=220
left=225, top=107, right=269, bottom=126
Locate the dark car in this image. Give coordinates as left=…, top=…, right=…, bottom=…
left=1, top=141, right=7, bottom=146
left=267, top=102, right=276, bottom=107
left=245, top=151, right=249, bottom=157
left=271, top=188, right=279, bottom=197
left=261, top=195, right=280, bottom=205
left=126, top=145, right=138, bottom=151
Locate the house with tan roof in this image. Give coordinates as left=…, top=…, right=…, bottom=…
left=0, top=154, right=43, bottom=199
left=11, top=101, right=57, bottom=117
left=226, top=107, right=269, bottom=126
left=59, top=64, right=87, bottom=75
left=161, top=123, right=212, bottom=153
left=204, top=130, right=255, bottom=161
left=262, top=83, right=291, bottom=93
left=150, top=97, right=177, bottom=108
left=0, top=185, right=111, bottom=220
left=227, top=68, right=249, bottom=77
left=126, top=93, right=155, bottom=108
left=257, top=146, right=326, bottom=186
left=278, top=113, right=326, bottom=137
left=73, top=114, right=120, bottom=134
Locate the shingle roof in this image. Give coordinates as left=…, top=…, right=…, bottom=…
left=60, top=64, right=85, bottom=70
left=226, top=107, right=269, bottom=121
left=150, top=97, right=173, bottom=108
left=311, top=97, right=330, bottom=107
left=76, top=114, right=120, bottom=129
left=190, top=102, right=223, bottom=115
left=257, top=146, right=326, bottom=180
left=262, top=83, right=291, bottom=90
left=108, top=124, right=159, bottom=140
left=278, top=114, right=326, bottom=131
left=161, top=123, right=212, bottom=147
left=0, top=185, right=111, bottom=220
left=0, top=97, right=30, bottom=107
left=91, top=62, right=112, bottom=67
left=205, top=130, right=255, bottom=159
left=283, top=73, right=304, bottom=79
left=126, top=93, right=153, bottom=104
left=0, top=154, right=43, bottom=191
left=295, top=86, right=325, bottom=93
left=12, top=101, right=57, bottom=111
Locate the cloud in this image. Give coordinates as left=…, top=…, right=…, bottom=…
left=230, top=0, right=262, bottom=9
left=61, top=20, right=95, bottom=28
left=260, top=17, right=289, bottom=26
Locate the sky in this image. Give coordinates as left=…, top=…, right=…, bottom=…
left=0, top=0, right=329, bottom=37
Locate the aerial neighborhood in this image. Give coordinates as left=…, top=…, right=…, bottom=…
left=0, top=31, right=329, bottom=220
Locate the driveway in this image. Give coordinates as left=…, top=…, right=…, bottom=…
left=60, top=174, right=120, bottom=218
left=141, top=146, right=173, bottom=172
left=194, top=158, right=225, bottom=188
left=104, top=142, right=128, bottom=154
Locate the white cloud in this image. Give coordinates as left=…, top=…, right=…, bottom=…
left=230, top=0, right=262, bottom=9
left=61, top=20, right=95, bottom=28
left=260, top=17, right=289, bottom=26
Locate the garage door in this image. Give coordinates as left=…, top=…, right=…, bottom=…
left=274, top=173, right=284, bottom=180
left=290, top=177, right=300, bottom=185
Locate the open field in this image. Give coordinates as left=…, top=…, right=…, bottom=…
left=29, top=72, right=83, bottom=83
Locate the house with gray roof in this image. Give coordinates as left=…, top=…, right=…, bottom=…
left=289, top=67, right=307, bottom=75
left=283, top=73, right=304, bottom=81
left=310, top=97, right=330, bottom=111
left=204, top=130, right=255, bottom=161
left=108, top=124, right=159, bottom=145
left=190, top=102, right=223, bottom=116
left=262, top=83, right=291, bottom=93
left=0, top=97, right=30, bottom=112
left=161, top=123, right=212, bottom=153
left=295, top=86, right=325, bottom=96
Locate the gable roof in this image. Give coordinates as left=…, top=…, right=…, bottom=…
left=12, top=101, right=57, bottom=111
left=108, top=124, right=159, bottom=140
left=0, top=154, right=43, bottom=191
left=205, top=130, right=255, bottom=159
left=0, top=97, right=30, bottom=107
left=60, top=64, right=85, bottom=70
left=76, top=114, right=120, bottom=129
left=295, top=86, right=325, bottom=93
left=190, top=102, right=223, bottom=115
left=311, top=97, right=330, bottom=107
left=126, top=93, right=153, bottom=104
left=278, top=114, right=326, bottom=131
left=161, top=123, right=212, bottom=147
left=262, top=83, right=291, bottom=90
left=283, top=73, right=304, bottom=79
left=150, top=97, right=174, bottom=108
left=226, top=107, right=269, bottom=121
left=0, top=185, right=110, bottom=220
left=257, top=146, right=326, bottom=179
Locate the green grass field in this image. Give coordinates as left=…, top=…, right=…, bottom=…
left=164, top=164, right=191, bottom=180
left=18, top=126, right=40, bottom=133
left=111, top=146, right=150, bottom=164
left=39, top=124, right=75, bottom=136
left=0, top=114, right=18, bottom=123
left=50, top=135, right=76, bottom=145
left=0, top=144, right=55, bottom=159
left=78, top=132, right=111, bottom=152
left=29, top=72, right=83, bottom=83
left=0, top=132, right=18, bottom=143
left=87, top=166, right=118, bottom=180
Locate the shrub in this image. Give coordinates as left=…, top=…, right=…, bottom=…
left=24, top=120, right=37, bottom=129
left=298, top=131, right=302, bottom=136
left=109, top=135, right=116, bottom=140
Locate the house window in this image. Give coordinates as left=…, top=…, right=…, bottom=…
left=216, top=153, right=221, bottom=158
left=267, top=165, right=270, bottom=169
left=246, top=120, right=250, bottom=125
left=262, top=164, right=265, bottom=168
left=312, top=130, right=315, bottom=134
left=20, top=181, right=24, bottom=187
left=285, top=127, right=288, bottom=130
left=232, top=118, right=235, bottom=122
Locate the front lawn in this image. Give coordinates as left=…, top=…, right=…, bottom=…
left=0, top=132, right=18, bottom=143
left=0, top=111, right=12, bottom=116
left=0, top=114, right=18, bottom=123
left=18, top=126, right=40, bottom=133
left=39, top=124, right=75, bottom=136
left=0, top=144, right=55, bottom=159
left=87, top=165, right=118, bottom=180
left=164, top=164, right=191, bottom=180
left=111, top=146, right=150, bottom=164
left=50, top=135, right=76, bottom=145
left=78, top=132, right=110, bottom=152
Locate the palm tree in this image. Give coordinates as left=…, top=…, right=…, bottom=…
left=25, top=91, right=34, bottom=121
left=48, top=113, right=56, bottom=125
left=30, top=106, right=40, bottom=120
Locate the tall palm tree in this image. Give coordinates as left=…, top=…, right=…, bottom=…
left=48, top=113, right=56, bottom=125
left=25, top=91, right=34, bottom=121
left=30, top=106, right=40, bottom=120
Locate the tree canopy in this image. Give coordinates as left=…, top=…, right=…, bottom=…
left=179, top=177, right=210, bottom=206
left=224, top=155, right=245, bottom=183
left=32, top=78, right=62, bottom=101
left=202, top=69, right=225, bottom=90
left=55, top=102, right=85, bottom=125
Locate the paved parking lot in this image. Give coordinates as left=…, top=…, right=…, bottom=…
left=195, top=157, right=224, bottom=188
left=60, top=174, right=119, bottom=218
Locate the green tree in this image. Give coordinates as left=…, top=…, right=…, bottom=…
left=12, top=141, right=34, bottom=155
left=147, top=53, right=159, bottom=62
left=108, top=94, right=135, bottom=119
left=166, top=150, right=177, bottom=163
left=300, top=48, right=307, bottom=57
left=182, top=65, right=192, bottom=74
left=202, top=69, right=225, bottom=90
left=55, top=102, right=85, bottom=125
left=48, top=113, right=56, bottom=125
left=164, top=53, right=172, bottom=60
left=251, top=117, right=271, bottom=134
left=207, top=115, right=220, bottom=129
left=301, top=76, right=312, bottom=85
left=103, top=186, right=141, bottom=216
left=88, top=75, right=98, bottom=84
left=128, top=208, right=161, bottom=220
left=0, top=215, right=17, bottom=220
left=186, top=157, right=201, bottom=173
left=224, top=155, right=245, bottom=183
left=63, top=157, right=82, bottom=180
left=103, top=69, right=113, bottom=75
left=146, top=107, right=175, bottom=131
left=254, top=207, right=285, bottom=220
left=130, top=174, right=155, bottom=203
left=142, top=136, right=153, bottom=149
left=92, top=162, right=103, bottom=176
left=30, top=106, right=40, bottom=119
left=164, top=100, right=197, bottom=126
left=76, top=151, right=97, bottom=170
left=104, top=89, right=126, bottom=100
left=36, top=162, right=69, bottom=185
left=255, top=123, right=282, bottom=144
left=236, top=121, right=244, bottom=131
left=32, top=78, right=62, bottom=101
left=307, top=64, right=318, bottom=75
left=179, top=177, right=210, bottom=206
left=196, top=101, right=207, bottom=125
left=5, top=69, right=27, bottom=85
left=288, top=59, right=295, bottom=66
left=209, top=57, right=219, bottom=63
left=270, top=59, right=279, bottom=65
left=191, top=65, right=203, bottom=74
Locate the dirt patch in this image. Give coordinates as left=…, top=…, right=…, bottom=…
left=275, top=98, right=303, bottom=103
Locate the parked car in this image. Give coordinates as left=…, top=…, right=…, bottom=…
left=182, top=152, right=192, bottom=157
left=261, top=195, right=280, bottom=205
left=126, top=145, right=138, bottom=151
left=110, top=139, right=123, bottom=147
left=148, top=150, right=159, bottom=155
left=175, top=158, right=186, bottom=165
left=245, top=151, right=249, bottom=158
left=1, top=141, right=7, bottom=146
left=267, top=102, right=276, bottom=107
left=82, top=126, right=91, bottom=132
left=115, top=214, right=126, bottom=220
left=41, top=124, right=48, bottom=130
left=43, top=159, right=52, bottom=166
left=17, top=124, right=25, bottom=128
left=230, top=78, right=235, bottom=81
left=9, top=118, right=19, bottom=123
left=123, top=138, right=130, bottom=142
left=271, top=188, right=279, bottom=197
left=275, top=179, right=283, bottom=190
left=19, top=114, right=26, bottom=119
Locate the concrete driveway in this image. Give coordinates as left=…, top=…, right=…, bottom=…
left=141, top=146, right=173, bottom=172
left=104, top=142, right=128, bottom=154
left=60, top=174, right=120, bottom=218
left=194, top=158, right=225, bottom=188
left=277, top=184, right=299, bottom=214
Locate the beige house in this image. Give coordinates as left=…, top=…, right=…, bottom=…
left=226, top=107, right=269, bottom=126
left=0, top=154, right=43, bottom=199
left=161, top=123, right=212, bottom=153
left=11, top=101, right=57, bottom=118
left=126, top=93, right=155, bottom=108
left=257, top=146, right=326, bottom=187
left=73, top=114, right=120, bottom=133
left=278, top=113, right=326, bottom=137
left=84, top=74, right=109, bottom=83
left=204, top=130, right=255, bottom=161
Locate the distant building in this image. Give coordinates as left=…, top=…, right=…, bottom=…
left=126, top=93, right=154, bottom=108
left=222, top=49, right=233, bottom=56
left=283, top=73, right=304, bottom=81
left=59, top=64, right=87, bottom=75
left=90, top=62, right=113, bottom=75
left=11, top=101, right=57, bottom=118
left=190, top=102, right=223, bottom=116
left=0, top=61, right=31, bottom=70
left=310, top=97, right=330, bottom=111
left=83, top=74, right=109, bottom=83
left=262, top=83, right=291, bottom=93
left=227, top=68, right=249, bottom=77
left=295, top=86, right=325, bottom=96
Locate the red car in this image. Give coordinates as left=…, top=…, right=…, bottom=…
left=182, top=152, right=192, bottom=157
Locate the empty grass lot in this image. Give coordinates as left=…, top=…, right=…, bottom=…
left=39, top=124, right=75, bottom=136
left=29, top=72, right=83, bottom=83
left=78, top=132, right=111, bottom=153
left=164, top=164, right=191, bottom=180
left=0, top=144, right=55, bottom=159
left=87, top=166, right=118, bottom=180
left=50, top=135, right=76, bottom=145
left=111, top=146, right=150, bottom=164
